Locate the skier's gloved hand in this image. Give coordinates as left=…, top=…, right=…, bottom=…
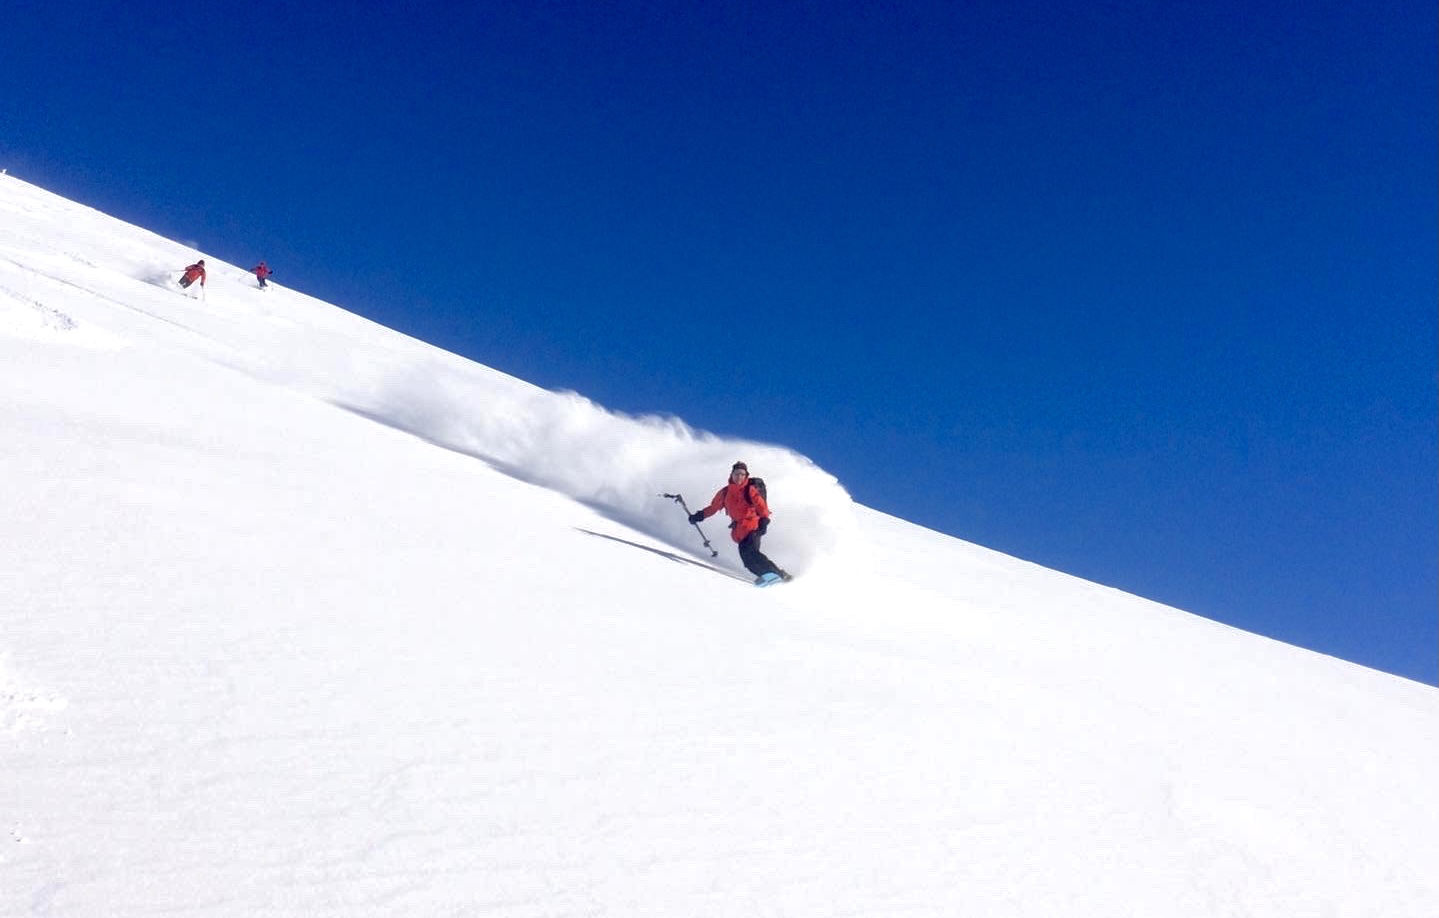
left=688, top=511, right=705, bottom=524
left=757, top=517, right=769, bottom=535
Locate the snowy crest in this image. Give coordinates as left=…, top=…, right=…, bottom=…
left=4, top=171, right=1437, bottom=918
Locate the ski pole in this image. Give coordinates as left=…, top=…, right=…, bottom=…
left=660, top=493, right=718, bottom=557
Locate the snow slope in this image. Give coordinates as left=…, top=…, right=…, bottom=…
left=2, top=172, right=1436, bottom=917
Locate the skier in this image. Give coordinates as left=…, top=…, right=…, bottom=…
left=178, top=259, right=206, bottom=289
left=689, top=461, right=792, bottom=584
left=252, top=261, right=272, bottom=289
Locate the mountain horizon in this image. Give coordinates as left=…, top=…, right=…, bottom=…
left=4, top=172, right=1436, bottom=916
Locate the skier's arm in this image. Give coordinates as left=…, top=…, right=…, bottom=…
left=749, top=485, right=771, bottom=519
left=701, top=487, right=726, bottom=518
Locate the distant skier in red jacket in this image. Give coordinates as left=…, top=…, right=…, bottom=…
left=178, top=259, right=206, bottom=289
left=252, top=261, right=272, bottom=289
left=689, top=461, right=791, bottom=583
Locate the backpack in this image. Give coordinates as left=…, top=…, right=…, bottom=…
left=743, top=477, right=767, bottom=505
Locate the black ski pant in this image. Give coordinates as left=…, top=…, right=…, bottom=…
left=737, top=531, right=783, bottom=579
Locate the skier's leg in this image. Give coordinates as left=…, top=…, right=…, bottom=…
left=737, top=534, right=766, bottom=577
left=738, top=532, right=784, bottom=579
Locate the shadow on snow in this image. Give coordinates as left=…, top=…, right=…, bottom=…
left=574, top=528, right=753, bottom=584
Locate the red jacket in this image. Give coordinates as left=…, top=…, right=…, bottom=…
left=181, top=262, right=206, bottom=286
left=253, top=263, right=271, bottom=280
left=699, top=480, right=771, bottom=542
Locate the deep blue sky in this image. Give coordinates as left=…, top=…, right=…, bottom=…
left=4, top=0, right=1435, bottom=683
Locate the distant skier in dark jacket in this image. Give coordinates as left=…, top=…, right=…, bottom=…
left=252, top=261, right=272, bottom=289
left=689, top=461, right=791, bottom=583
left=178, top=259, right=206, bottom=289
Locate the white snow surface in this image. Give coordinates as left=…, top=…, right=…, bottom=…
left=2, top=172, right=1436, bottom=917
